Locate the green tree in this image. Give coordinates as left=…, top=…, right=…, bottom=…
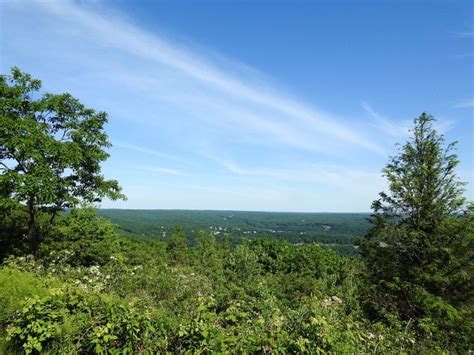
left=0, top=67, right=125, bottom=254
left=194, top=231, right=224, bottom=283
left=357, top=113, right=473, bottom=348
left=167, top=225, right=188, bottom=264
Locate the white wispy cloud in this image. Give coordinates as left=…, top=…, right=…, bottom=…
left=1, top=0, right=406, bottom=211
left=453, top=31, right=474, bottom=38
left=16, top=0, right=384, bottom=155
left=204, top=154, right=385, bottom=194
left=454, top=99, right=474, bottom=109
left=361, top=101, right=410, bottom=138
left=362, top=101, right=454, bottom=137
left=116, top=180, right=378, bottom=212
left=113, top=142, right=184, bottom=162
left=143, top=166, right=186, bottom=176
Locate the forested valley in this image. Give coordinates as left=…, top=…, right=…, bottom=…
left=96, top=209, right=370, bottom=255
left=0, top=69, right=472, bottom=353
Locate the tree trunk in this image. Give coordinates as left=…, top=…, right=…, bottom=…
left=27, top=197, right=39, bottom=255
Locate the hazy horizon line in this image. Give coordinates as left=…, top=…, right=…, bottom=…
left=97, top=207, right=372, bottom=214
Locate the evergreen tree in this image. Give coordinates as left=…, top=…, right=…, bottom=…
left=357, top=113, right=473, bottom=348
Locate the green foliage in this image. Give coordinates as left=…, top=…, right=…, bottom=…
left=357, top=113, right=474, bottom=350
left=6, top=291, right=64, bottom=354
left=1, top=70, right=470, bottom=352
left=0, top=268, right=50, bottom=328
left=40, top=208, right=121, bottom=266
left=5, top=287, right=154, bottom=354
left=97, top=209, right=368, bottom=253
left=372, top=113, right=467, bottom=227
left=1, top=231, right=460, bottom=353
left=0, top=67, right=125, bottom=254
left=0, top=201, right=29, bottom=261
left=193, top=231, right=225, bottom=280
left=167, top=225, right=188, bottom=265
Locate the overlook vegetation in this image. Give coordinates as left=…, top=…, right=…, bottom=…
left=96, top=209, right=371, bottom=255
left=0, top=68, right=472, bottom=353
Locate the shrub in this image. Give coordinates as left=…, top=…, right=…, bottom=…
left=0, top=268, right=49, bottom=327
left=5, top=285, right=154, bottom=354
left=41, top=208, right=121, bottom=267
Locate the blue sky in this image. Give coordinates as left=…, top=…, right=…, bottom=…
left=1, top=0, right=473, bottom=212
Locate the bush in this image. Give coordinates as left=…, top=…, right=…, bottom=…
left=41, top=208, right=121, bottom=267
left=5, top=285, right=155, bottom=354
left=0, top=268, right=49, bottom=327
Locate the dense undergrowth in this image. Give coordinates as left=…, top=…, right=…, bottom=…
left=0, top=209, right=467, bottom=354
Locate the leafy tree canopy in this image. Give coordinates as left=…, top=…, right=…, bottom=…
left=0, top=67, right=125, bottom=252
